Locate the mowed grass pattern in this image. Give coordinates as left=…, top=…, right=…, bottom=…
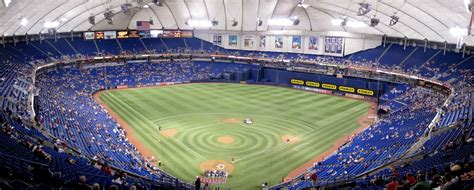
left=99, top=83, right=370, bottom=189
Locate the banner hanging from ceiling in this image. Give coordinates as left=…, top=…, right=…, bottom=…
left=308, top=36, right=320, bottom=50
left=243, top=35, right=254, bottom=48
left=228, top=35, right=238, bottom=47
left=275, top=35, right=284, bottom=48
left=259, top=36, right=266, bottom=48
left=292, top=36, right=302, bottom=49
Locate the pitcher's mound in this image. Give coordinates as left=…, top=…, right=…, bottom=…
left=217, top=136, right=235, bottom=144
left=282, top=135, right=300, bottom=144
left=160, top=129, right=177, bottom=138
left=200, top=160, right=235, bottom=173
left=223, top=118, right=240, bottom=124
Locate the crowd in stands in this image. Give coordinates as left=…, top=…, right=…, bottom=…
left=276, top=85, right=472, bottom=189
left=0, top=36, right=472, bottom=189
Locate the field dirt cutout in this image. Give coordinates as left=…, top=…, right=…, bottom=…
left=160, top=129, right=177, bottom=138
left=223, top=118, right=241, bottom=124
left=217, top=136, right=235, bottom=144
left=282, top=135, right=300, bottom=144
left=200, top=160, right=235, bottom=173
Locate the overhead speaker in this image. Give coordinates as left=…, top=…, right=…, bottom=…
left=257, top=19, right=262, bottom=26
left=88, top=16, right=95, bottom=25
left=357, top=3, right=371, bottom=16
left=154, top=0, right=164, bottom=6
left=211, top=20, right=218, bottom=26
left=231, top=19, right=238, bottom=27
left=389, top=15, right=399, bottom=26
left=121, top=3, right=132, bottom=15
left=370, top=17, right=379, bottom=27
left=341, top=17, right=348, bottom=27
left=293, top=19, right=300, bottom=25
left=149, top=17, right=154, bottom=25
left=104, top=10, right=114, bottom=19
left=48, top=28, right=56, bottom=35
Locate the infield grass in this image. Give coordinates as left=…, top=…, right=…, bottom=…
left=99, top=83, right=370, bottom=189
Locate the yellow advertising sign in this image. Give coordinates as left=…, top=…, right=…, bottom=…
left=339, top=86, right=355, bottom=93
left=357, top=89, right=374, bottom=96
left=305, top=81, right=320, bottom=87
left=322, top=83, right=337, bottom=90
left=290, top=79, right=304, bottom=85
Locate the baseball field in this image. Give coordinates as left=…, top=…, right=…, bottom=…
left=97, top=83, right=372, bottom=189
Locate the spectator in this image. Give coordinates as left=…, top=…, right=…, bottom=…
left=71, top=176, right=92, bottom=190
left=310, top=172, right=317, bottom=187
left=386, top=176, right=399, bottom=190
left=412, top=174, right=430, bottom=190
left=92, top=183, right=100, bottom=190
left=194, top=176, right=201, bottom=190
left=109, top=185, right=119, bottom=190
left=406, top=173, right=417, bottom=186
left=441, top=173, right=459, bottom=190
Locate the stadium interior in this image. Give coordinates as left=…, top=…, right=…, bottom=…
left=0, top=0, right=473, bottom=189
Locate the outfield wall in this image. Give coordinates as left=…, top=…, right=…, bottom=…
left=255, top=68, right=386, bottom=98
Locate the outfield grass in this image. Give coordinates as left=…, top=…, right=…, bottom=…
left=99, top=83, right=370, bottom=189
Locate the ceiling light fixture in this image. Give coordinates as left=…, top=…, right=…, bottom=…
left=211, top=19, right=219, bottom=26
left=231, top=19, right=238, bottom=27
left=297, top=0, right=310, bottom=8
left=88, top=16, right=95, bottom=25
left=19, top=17, right=28, bottom=26
left=389, top=15, right=399, bottom=26
left=464, top=0, right=472, bottom=12
left=3, top=0, right=11, bottom=7
left=332, top=18, right=366, bottom=28
left=450, top=27, right=468, bottom=36
left=186, top=19, right=212, bottom=27
left=370, top=16, right=379, bottom=27
left=121, top=3, right=132, bottom=15
left=44, top=21, right=59, bottom=28
left=268, top=18, right=293, bottom=26
left=256, top=18, right=262, bottom=26
left=104, top=9, right=114, bottom=25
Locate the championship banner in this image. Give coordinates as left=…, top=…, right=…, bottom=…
left=324, top=36, right=345, bottom=56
